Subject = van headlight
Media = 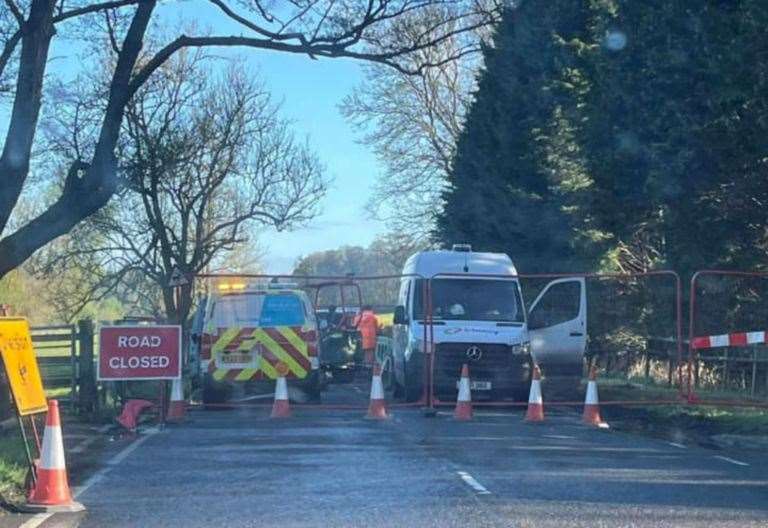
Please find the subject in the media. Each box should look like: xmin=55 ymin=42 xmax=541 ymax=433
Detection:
xmin=511 ymin=342 xmax=531 ymax=355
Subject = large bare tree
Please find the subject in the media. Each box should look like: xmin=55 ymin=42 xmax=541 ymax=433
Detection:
xmin=342 ymin=7 xmax=493 ymax=243
xmin=38 ymin=50 xmax=325 ymax=324
xmin=0 ymin=0 xmax=504 ymax=279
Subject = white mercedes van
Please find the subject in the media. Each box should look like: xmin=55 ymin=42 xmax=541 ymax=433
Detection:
xmin=391 ymin=245 xmax=587 ymax=401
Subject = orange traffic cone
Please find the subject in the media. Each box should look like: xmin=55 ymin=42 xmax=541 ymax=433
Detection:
xmin=167 ymin=378 xmax=186 ymax=422
xmin=524 ymin=365 xmax=545 ymax=422
xmin=365 ymin=364 xmax=389 ymax=420
xmin=583 ymin=366 xmax=608 ymax=428
xmin=271 ymin=375 xmax=292 ymax=419
xmin=23 ymin=400 xmax=85 ymax=513
xmin=454 ymin=364 xmax=473 ymax=421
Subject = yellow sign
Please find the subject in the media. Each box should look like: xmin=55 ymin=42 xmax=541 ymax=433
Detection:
xmin=0 ymin=318 xmax=47 ymax=416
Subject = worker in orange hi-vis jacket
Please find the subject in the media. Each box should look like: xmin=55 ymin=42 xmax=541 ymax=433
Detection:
xmin=354 ymin=305 xmax=381 ymax=369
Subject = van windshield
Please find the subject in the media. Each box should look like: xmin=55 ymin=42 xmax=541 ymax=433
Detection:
xmin=413 ymin=279 xmax=524 ymax=322
xmin=211 ymin=293 xmax=306 ymax=327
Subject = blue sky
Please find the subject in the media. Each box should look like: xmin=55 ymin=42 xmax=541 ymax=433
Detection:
xmin=161 ymin=2 xmax=387 ymax=273
xmin=2 ymin=2 xmax=387 ymax=274
xmin=243 ymin=53 xmax=385 ymax=273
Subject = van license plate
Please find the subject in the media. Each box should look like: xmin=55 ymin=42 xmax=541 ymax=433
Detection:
xmin=456 ymin=380 xmax=492 ymax=390
xmin=459 ymin=381 xmax=489 ymax=391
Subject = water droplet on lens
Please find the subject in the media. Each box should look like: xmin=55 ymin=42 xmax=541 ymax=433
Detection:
xmin=604 ymin=30 xmax=627 ymax=51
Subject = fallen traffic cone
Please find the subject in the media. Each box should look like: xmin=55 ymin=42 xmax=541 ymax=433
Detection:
xmin=116 ymin=399 xmax=154 ymax=430
xmin=23 ymin=400 xmax=85 ymax=513
xmin=271 ymin=375 xmax=292 ymax=419
xmin=524 ymin=365 xmax=545 ymax=423
xmin=167 ymin=378 xmax=187 ymax=422
xmin=454 ymin=364 xmax=473 ymax=421
xmin=365 ymin=363 xmax=389 ymax=420
xmin=583 ymin=366 xmax=608 ymax=428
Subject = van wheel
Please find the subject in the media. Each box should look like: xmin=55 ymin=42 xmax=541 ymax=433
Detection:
xmin=202 ymin=375 xmax=229 ymax=407
xmin=404 ymin=379 xmax=422 ymax=403
xmin=403 ymin=364 xmax=422 ymax=403
xmin=513 ymin=389 xmax=530 ymax=403
xmin=403 ymin=357 xmax=427 ymax=403
xmin=393 ymin=379 xmax=404 ymax=399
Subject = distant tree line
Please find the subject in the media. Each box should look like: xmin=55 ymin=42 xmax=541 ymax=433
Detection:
xmin=437 ymin=0 xmax=768 ymax=278
xmin=293 ymin=233 xmax=422 ymax=308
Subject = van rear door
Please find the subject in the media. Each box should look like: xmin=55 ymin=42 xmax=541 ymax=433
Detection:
xmin=527 ymin=278 xmax=587 ymax=372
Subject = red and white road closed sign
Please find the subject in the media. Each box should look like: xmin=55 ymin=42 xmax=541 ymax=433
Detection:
xmin=98 ymin=325 xmax=181 ymax=380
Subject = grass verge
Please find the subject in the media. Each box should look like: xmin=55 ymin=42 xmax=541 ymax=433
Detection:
xmin=598 ymin=380 xmax=768 ymax=445
xmin=0 ymin=432 xmax=28 ymax=505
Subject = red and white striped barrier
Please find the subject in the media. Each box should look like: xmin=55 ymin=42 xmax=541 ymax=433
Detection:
xmin=691 ymin=331 xmax=767 ymax=350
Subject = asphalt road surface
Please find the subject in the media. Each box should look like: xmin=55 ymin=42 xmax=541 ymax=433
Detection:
xmin=12 ymin=381 xmax=768 ymax=528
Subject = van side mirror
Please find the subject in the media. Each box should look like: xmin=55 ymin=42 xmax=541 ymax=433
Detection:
xmin=393 ymin=305 xmax=407 ymax=325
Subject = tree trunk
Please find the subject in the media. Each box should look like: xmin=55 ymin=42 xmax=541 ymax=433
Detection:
xmin=0 ymin=0 xmax=56 ymax=232
xmin=0 ymin=1 xmax=157 ymax=280
xmin=162 ymin=283 xmax=193 ymax=327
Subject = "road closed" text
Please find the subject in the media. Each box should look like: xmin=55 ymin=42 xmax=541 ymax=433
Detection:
xmin=108 ymin=356 xmax=170 ymax=369
xmin=117 ymin=335 xmax=162 ymax=348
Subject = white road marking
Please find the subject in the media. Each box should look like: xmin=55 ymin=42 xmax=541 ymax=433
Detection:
xmin=436 ymin=411 xmax=525 ymax=418
xmin=233 ymin=393 xmax=274 ymax=402
xmin=19 ymin=515 xmax=51 ymax=528
xmin=438 ymin=436 xmax=509 ymax=441
xmin=19 ymin=427 xmax=162 ymax=528
xmin=544 ymin=434 xmax=576 ymax=440
xmin=714 ymin=455 xmax=749 ymax=467
xmin=457 ymin=471 xmax=491 ymax=495
xmin=667 ymin=442 xmax=686 ymax=449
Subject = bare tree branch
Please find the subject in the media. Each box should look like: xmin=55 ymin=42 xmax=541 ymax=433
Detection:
xmin=341 ymin=7 xmax=490 ymax=243
xmin=0 ymin=0 xmax=500 ymax=281
xmin=0 ymin=0 xmax=156 ymax=277
xmin=53 ymin=0 xmax=140 ymax=23
xmin=39 ymin=52 xmax=326 ymax=323
xmin=4 ymin=1 xmax=24 ymax=26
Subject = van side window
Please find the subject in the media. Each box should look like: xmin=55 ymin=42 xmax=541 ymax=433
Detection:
xmin=528 ymin=281 xmax=580 ymax=329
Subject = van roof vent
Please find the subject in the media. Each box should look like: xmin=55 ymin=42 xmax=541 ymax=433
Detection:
xmin=451 ymin=244 xmax=472 ymax=253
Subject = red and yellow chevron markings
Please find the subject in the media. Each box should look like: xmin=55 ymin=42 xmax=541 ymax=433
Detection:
xmin=210 ymin=326 xmax=314 ymax=381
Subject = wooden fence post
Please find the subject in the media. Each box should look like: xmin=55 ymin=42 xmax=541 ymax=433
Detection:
xmin=0 ymin=305 xmax=11 ymax=421
xmin=77 ymin=319 xmax=97 ymax=415
xmin=69 ymin=324 xmax=78 ymax=412
xmin=0 ymin=361 xmax=10 ymax=423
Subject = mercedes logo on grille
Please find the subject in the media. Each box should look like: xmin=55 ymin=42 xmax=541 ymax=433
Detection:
xmin=466 ymin=346 xmax=483 ymax=361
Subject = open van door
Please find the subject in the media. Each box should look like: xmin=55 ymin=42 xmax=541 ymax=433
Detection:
xmin=527 ymin=278 xmax=587 ymax=375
